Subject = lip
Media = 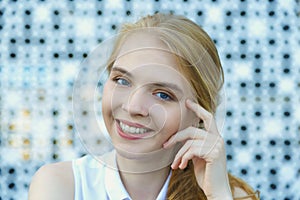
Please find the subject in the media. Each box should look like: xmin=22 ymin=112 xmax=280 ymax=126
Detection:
xmin=116 ymin=119 xmax=153 ymax=140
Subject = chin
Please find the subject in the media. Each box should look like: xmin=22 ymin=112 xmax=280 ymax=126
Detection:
xmin=112 ymin=137 xmax=162 ymax=155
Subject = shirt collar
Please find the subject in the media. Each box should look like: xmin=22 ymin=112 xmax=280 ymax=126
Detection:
xmin=156 ymin=170 xmax=172 ymax=200
xmin=103 ymin=151 xmax=130 ymax=200
xmin=105 ymin=164 xmax=131 ymax=200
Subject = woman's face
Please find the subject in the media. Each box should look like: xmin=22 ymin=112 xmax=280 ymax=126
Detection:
xmin=102 ymin=32 xmax=197 ymax=155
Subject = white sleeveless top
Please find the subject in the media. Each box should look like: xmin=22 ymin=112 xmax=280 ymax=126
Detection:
xmin=72 ymin=151 xmax=171 ymax=200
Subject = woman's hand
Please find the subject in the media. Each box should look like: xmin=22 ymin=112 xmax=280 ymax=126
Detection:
xmin=163 ymin=99 xmax=232 ymax=200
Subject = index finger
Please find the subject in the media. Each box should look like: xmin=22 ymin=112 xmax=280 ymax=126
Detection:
xmin=185 ymin=99 xmax=219 ymax=134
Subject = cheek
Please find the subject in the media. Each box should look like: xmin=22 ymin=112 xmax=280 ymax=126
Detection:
xmin=151 ymin=104 xmax=181 ymax=136
xmin=102 ymin=82 xmax=122 ymax=131
xmin=102 ymin=81 xmax=123 ymax=113
xmin=102 ymin=82 xmax=112 ymax=114
xmin=102 ymin=82 xmax=131 ymax=132
xmin=179 ymin=103 xmax=198 ymax=130
xmin=102 ymin=83 xmax=112 ymax=131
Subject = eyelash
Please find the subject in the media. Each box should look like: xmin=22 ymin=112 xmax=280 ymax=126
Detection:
xmin=153 ymin=90 xmax=176 ymax=102
xmin=112 ymin=76 xmax=131 ymax=86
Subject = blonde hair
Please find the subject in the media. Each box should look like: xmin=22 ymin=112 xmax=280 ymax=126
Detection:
xmin=107 ymin=13 xmax=258 ymax=200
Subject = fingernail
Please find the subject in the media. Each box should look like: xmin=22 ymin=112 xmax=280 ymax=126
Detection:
xmin=179 ymin=163 xmax=183 ymax=169
xmin=186 ymin=99 xmax=195 ymax=107
xmin=163 ymin=140 xmax=171 ymax=148
xmin=171 ymin=163 xmax=175 ymax=169
xmin=163 ymin=143 xmax=168 ymax=149
xmin=179 ymin=163 xmax=185 ymax=170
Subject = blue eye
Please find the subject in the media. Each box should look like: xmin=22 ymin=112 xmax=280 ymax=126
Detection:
xmin=155 ymin=92 xmax=172 ymax=101
xmin=115 ymin=78 xmax=130 ymax=86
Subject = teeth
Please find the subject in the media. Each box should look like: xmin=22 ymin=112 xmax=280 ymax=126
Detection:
xmin=119 ymin=121 xmax=149 ymax=134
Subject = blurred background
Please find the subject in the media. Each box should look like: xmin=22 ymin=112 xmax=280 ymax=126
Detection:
xmin=0 ymin=0 xmax=299 ymax=199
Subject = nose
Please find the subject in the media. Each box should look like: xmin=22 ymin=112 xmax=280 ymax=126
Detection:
xmin=122 ymin=89 xmax=149 ymax=116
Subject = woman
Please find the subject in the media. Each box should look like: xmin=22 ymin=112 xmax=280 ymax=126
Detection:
xmin=28 ymin=13 xmax=259 ymax=199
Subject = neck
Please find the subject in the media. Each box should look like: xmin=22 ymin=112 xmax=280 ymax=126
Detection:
xmin=119 ymin=165 xmax=170 ymax=200
xmin=115 ymin=146 xmax=180 ymax=200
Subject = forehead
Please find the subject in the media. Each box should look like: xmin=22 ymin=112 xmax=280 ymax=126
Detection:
xmin=113 ymin=32 xmax=181 ymax=80
xmin=115 ymin=31 xmax=179 ymax=69
xmin=114 ymin=49 xmax=179 ymax=73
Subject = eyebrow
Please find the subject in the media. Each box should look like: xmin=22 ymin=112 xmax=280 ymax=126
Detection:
xmin=151 ymin=82 xmax=183 ymax=94
xmin=111 ymin=66 xmax=183 ymax=94
xmin=111 ymin=67 xmax=132 ymax=77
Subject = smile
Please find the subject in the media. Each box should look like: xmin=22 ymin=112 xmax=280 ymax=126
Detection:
xmin=116 ymin=119 xmax=154 ymax=140
xmin=119 ymin=121 xmax=150 ymax=134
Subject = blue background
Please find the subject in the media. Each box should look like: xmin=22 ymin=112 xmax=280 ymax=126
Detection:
xmin=0 ymin=0 xmax=299 ymax=199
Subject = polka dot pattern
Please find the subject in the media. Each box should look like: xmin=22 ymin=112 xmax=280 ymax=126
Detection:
xmin=0 ymin=1 xmax=299 ymax=199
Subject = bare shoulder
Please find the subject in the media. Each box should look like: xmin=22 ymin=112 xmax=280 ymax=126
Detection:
xmin=28 ymin=161 xmax=74 ymax=200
